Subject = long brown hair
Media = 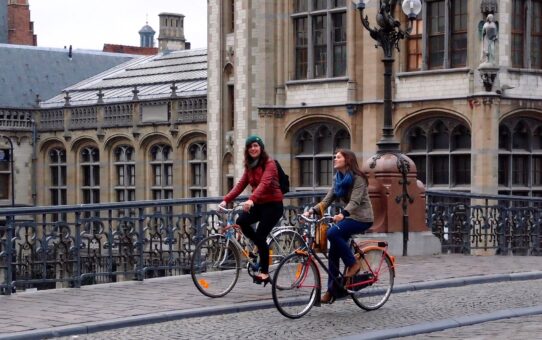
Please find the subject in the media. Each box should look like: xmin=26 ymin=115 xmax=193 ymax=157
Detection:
xmin=244 ymin=147 xmax=269 ymax=170
xmin=336 ymin=149 xmax=367 ymax=181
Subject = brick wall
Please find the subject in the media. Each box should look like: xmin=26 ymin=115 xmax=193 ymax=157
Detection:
xmin=7 ymin=0 xmax=36 ymax=46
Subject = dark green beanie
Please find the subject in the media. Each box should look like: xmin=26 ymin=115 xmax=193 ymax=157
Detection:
xmin=245 ymin=135 xmax=264 ymax=149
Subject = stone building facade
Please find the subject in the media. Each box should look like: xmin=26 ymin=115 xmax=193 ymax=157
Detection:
xmin=207 ymin=0 xmax=542 ymax=200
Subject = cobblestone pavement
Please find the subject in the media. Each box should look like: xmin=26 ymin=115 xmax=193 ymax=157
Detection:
xmin=1 ymin=254 xmax=540 ymax=338
xmin=50 ymin=280 xmax=542 ymax=340
xmin=397 ymin=315 xmax=542 ymax=339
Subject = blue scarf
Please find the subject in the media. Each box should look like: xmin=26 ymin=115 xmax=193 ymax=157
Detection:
xmin=334 ymin=171 xmax=353 ymax=198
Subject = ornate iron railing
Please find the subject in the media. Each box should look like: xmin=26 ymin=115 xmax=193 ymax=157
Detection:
xmin=2 ymin=190 xmax=541 ymax=294
xmin=426 ymin=190 xmax=541 ymax=256
xmin=0 ymin=193 xmax=324 ymax=295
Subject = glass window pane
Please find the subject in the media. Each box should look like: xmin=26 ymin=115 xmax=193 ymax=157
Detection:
xmin=0 ymin=174 xmax=8 ymax=199
xmin=313 ymin=0 xmax=326 ymax=10
xmin=313 ymin=15 xmax=327 ymax=78
xmin=295 ymin=17 xmax=308 ymax=80
xmin=431 ymin=156 xmax=449 ymax=185
xmin=533 ymin=156 xmax=542 ymax=186
xmin=300 ymin=159 xmax=313 ymax=186
xmin=453 ymin=155 xmax=471 ymax=185
xmin=317 ymin=158 xmax=333 ymax=186
xmin=409 ymin=156 xmax=426 ymax=184
xmin=512 ymin=155 xmax=529 ymax=185
xmin=295 ymin=0 xmax=308 ymax=12
xmin=332 ymin=12 xmax=346 ymax=76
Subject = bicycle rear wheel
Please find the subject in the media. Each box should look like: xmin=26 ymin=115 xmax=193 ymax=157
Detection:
xmin=271 ymin=253 xmax=320 ymax=319
xmin=190 ymin=235 xmax=241 ymax=298
xmin=268 ymin=229 xmax=306 ymax=273
xmin=351 ymin=249 xmax=394 ymax=310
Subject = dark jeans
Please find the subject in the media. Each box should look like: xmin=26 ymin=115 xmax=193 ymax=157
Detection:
xmin=236 ymin=201 xmax=284 ymax=274
xmin=326 ymin=218 xmax=372 ymax=294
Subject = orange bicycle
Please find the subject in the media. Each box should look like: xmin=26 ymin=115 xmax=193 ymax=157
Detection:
xmin=271 ymin=214 xmax=395 ymax=319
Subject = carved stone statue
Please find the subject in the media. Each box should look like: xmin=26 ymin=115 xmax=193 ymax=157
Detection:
xmin=481 ymin=14 xmax=498 ymax=65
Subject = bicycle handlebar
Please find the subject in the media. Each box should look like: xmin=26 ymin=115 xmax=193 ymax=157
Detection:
xmin=217 ymin=204 xmax=244 ymax=214
xmin=298 ymin=214 xmax=334 ymax=224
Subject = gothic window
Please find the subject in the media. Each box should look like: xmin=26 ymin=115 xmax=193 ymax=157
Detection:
xmin=81 ymin=146 xmax=100 ymax=205
xmin=403 ymin=118 xmax=471 ymax=188
xmin=293 ymin=0 xmax=347 ymax=79
xmin=189 ymin=142 xmax=207 ymax=198
xmin=498 ymin=118 xmax=542 ymax=197
xmin=114 ymin=145 xmax=135 ymax=202
xmin=410 ymin=0 xmax=468 ymax=70
xmin=0 ymin=148 xmax=10 ymax=200
xmin=150 ymin=144 xmax=173 ymax=200
xmin=295 ymin=123 xmax=350 ymax=188
xmin=512 ymin=0 xmax=542 ymax=69
xmin=49 ymin=147 xmax=67 ymax=221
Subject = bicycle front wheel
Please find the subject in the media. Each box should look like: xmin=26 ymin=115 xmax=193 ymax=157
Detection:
xmin=190 ymin=235 xmax=241 ymax=298
xmin=268 ymin=229 xmax=306 ymax=273
xmin=271 ymin=252 xmax=320 ymax=319
xmin=351 ymin=249 xmax=394 ymax=310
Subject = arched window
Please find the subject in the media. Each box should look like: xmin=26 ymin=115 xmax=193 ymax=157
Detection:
xmin=49 ymin=147 xmax=67 ymax=221
xmin=189 ymin=142 xmax=207 ymax=198
xmin=499 ymin=117 xmax=542 ymax=197
xmin=403 ymin=118 xmax=471 ymax=189
xmin=295 ymin=123 xmax=350 ymax=188
xmin=114 ymin=145 xmax=135 ymax=202
xmin=80 ymin=146 xmax=100 ymax=204
xmin=150 ymin=144 xmax=173 ymax=200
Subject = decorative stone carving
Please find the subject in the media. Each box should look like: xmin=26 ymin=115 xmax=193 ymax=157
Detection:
xmin=481 ymin=0 xmax=498 ymax=16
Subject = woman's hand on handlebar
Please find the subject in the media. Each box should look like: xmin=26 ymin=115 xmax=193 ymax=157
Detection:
xmin=241 ymin=199 xmax=254 ymax=212
xmin=332 ymin=213 xmax=344 ymax=223
xmin=302 ymin=209 xmax=313 ymax=218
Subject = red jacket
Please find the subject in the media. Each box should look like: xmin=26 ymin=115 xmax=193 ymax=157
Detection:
xmin=224 ymin=158 xmax=283 ymax=204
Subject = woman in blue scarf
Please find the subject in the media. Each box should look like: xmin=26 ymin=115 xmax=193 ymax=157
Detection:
xmin=304 ymin=149 xmax=374 ymax=303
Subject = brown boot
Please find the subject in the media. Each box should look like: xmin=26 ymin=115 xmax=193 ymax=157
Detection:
xmin=321 ymin=291 xmax=334 ymax=304
xmin=345 ymin=261 xmax=361 ymax=277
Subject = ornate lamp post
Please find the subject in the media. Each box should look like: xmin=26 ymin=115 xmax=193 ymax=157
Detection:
xmin=355 ymin=0 xmax=421 ymax=152
xmin=355 ymin=0 xmax=429 ymax=256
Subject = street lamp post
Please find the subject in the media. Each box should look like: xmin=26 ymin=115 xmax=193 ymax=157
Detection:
xmin=1 ymin=136 xmax=15 ymax=207
xmin=355 ymin=0 xmax=423 ymax=256
xmin=355 ymin=0 xmax=421 ymax=151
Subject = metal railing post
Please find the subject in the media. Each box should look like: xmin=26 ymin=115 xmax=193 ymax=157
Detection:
xmin=136 ymin=207 xmax=145 ymax=281
xmin=5 ymin=215 xmax=14 ymax=295
xmin=74 ymin=211 xmax=82 ymax=288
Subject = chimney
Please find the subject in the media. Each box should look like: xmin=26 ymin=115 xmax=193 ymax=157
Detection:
xmin=158 ymin=12 xmax=186 ymax=52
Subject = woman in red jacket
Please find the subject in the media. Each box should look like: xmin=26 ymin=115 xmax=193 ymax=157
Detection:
xmin=219 ymin=135 xmax=284 ymax=285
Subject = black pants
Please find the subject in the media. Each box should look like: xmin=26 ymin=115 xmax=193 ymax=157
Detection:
xmin=236 ymin=201 xmax=284 ymax=274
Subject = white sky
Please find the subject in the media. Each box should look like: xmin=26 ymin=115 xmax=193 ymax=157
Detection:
xmin=29 ymin=0 xmax=207 ymax=51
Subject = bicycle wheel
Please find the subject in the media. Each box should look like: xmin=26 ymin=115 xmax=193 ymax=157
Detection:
xmin=351 ymin=248 xmax=394 ymax=310
xmin=190 ymin=235 xmax=241 ymax=298
xmin=268 ymin=229 xmax=306 ymax=272
xmin=272 ymin=252 xmax=320 ymax=319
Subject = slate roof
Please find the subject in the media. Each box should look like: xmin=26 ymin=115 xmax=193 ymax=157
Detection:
xmin=40 ymin=48 xmax=207 ymax=108
xmin=0 ymin=44 xmax=136 ymax=108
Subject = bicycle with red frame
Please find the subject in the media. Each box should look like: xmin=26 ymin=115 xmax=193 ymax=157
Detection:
xmin=271 ymin=213 xmax=395 ymax=319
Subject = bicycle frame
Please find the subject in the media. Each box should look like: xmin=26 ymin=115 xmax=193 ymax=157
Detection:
xmin=215 ymin=205 xmax=305 ymax=268
xmin=297 ymin=215 xmax=391 ymax=296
